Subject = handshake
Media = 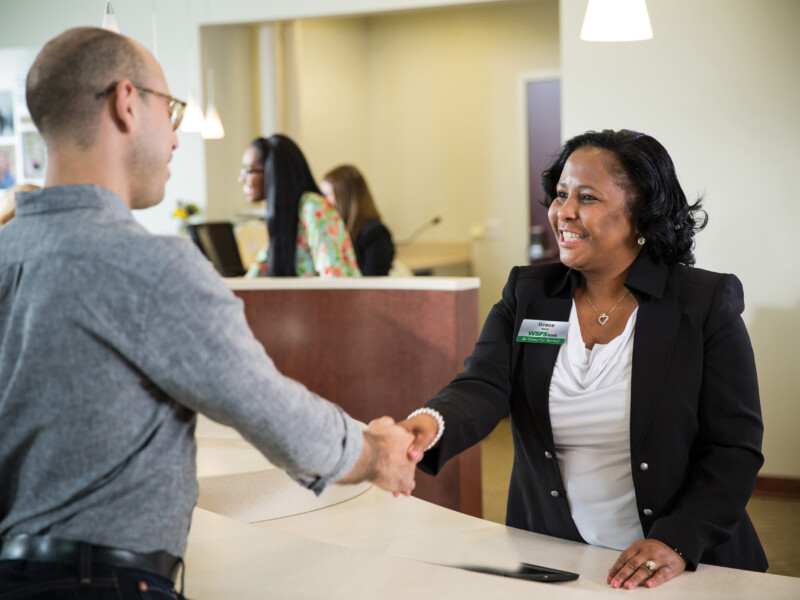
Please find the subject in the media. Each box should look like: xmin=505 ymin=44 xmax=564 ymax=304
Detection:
xmin=339 ymin=412 xmax=441 ymax=495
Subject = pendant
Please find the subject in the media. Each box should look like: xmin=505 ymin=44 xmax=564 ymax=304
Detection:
xmin=597 ymin=314 xmax=609 ymax=326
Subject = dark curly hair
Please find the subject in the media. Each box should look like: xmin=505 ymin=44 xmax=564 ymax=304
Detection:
xmin=541 ymin=129 xmax=707 ymax=266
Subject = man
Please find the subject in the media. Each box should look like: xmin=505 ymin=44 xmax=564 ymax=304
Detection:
xmin=0 ymin=27 xmax=419 ymax=599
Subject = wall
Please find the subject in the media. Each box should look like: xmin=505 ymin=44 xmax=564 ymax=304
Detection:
xmin=560 ymin=0 xmax=800 ymax=478
xmin=288 ymin=2 xmax=560 ymax=318
xmin=200 ymin=24 xmax=262 ymax=221
xmin=289 ymin=18 xmax=372 ymax=180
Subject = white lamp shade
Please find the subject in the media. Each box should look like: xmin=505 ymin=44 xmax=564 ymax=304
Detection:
xmin=580 ymin=0 xmax=653 ymax=42
xmin=201 ymin=104 xmax=225 ymax=139
xmin=101 ymin=1 xmax=120 ymax=34
xmin=180 ymin=94 xmax=205 ymax=133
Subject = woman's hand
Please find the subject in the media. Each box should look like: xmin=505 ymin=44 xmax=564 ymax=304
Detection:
xmin=608 ymin=539 xmax=686 ymax=589
xmin=396 ymin=414 xmax=440 ymax=462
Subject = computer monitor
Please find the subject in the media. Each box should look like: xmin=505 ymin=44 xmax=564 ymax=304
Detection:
xmin=187 ymin=222 xmax=246 ymax=278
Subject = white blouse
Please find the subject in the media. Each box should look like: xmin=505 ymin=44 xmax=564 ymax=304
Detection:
xmin=548 ymin=301 xmax=644 ymax=550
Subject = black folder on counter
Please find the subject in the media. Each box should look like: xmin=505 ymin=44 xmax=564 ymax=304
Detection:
xmin=450 ymin=562 xmax=579 ymax=582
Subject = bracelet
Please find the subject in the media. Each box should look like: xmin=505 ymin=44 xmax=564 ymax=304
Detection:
xmin=407 ymin=408 xmax=445 ymax=451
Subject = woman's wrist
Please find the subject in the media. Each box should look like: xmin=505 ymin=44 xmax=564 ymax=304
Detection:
xmin=407 ymin=407 xmax=445 ymax=451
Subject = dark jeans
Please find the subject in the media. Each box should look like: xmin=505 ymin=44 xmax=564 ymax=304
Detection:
xmin=0 ymin=560 xmax=186 ymax=600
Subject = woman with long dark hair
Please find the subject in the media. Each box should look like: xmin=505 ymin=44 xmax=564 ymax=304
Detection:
xmin=239 ymin=135 xmax=361 ymax=277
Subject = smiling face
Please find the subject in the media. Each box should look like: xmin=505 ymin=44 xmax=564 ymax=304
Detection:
xmin=239 ymin=145 xmax=265 ymax=203
xmin=547 ymin=146 xmax=641 ymax=278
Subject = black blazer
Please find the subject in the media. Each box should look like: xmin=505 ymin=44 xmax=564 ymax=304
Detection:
xmin=421 ymin=251 xmax=767 ymax=572
xmin=355 ymin=219 xmax=394 ymax=276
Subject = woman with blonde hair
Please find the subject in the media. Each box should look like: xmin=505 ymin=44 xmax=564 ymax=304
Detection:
xmin=321 ymin=165 xmax=395 ymax=276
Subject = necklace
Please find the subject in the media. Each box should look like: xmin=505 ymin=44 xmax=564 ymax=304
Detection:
xmin=585 ymin=290 xmax=630 ymax=326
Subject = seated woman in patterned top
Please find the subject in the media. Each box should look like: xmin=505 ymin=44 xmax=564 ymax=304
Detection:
xmin=238 ymin=134 xmax=361 ymax=278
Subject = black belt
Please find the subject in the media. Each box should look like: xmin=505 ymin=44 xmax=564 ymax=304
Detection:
xmin=0 ymin=535 xmax=181 ymax=583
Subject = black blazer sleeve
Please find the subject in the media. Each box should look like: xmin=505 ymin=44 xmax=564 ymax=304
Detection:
xmin=355 ymin=220 xmax=395 ymax=276
xmin=645 ymin=273 xmax=765 ymax=570
xmin=419 ymin=267 xmax=522 ymax=473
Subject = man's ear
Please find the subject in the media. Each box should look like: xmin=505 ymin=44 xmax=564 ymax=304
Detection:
xmin=112 ymin=80 xmax=138 ymax=133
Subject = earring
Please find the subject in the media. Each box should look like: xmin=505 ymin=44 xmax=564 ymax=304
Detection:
xmin=637 ymin=236 xmax=646 ymax=246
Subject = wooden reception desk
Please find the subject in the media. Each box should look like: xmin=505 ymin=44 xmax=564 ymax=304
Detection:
xmin=226 ymin=276 xmax=482 ymax=517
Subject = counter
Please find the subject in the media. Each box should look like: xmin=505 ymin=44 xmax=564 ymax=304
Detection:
xmin=225 ymin=276 xmax=482 ymax=517
xmin=187 ymin=415 xmax=800 ymax=599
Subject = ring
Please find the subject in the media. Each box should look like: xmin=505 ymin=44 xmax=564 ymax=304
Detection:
xmin=644 ymin=560 xmax=657 ymax=573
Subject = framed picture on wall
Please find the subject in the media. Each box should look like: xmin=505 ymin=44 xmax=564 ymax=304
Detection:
xmin=0 ymin=145 xmax=16 ymax=189
xmin=0 ymin=91 xmax=14 ymax=136
xmin=22 ymin=130 xmax=45 ymax=180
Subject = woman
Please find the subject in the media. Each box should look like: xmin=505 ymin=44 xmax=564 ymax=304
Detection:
xmin=239 ymin=135 xmax=361 ymax=278
xmin=400 ymin=130 xmax=766 ymax=589
xmin=320 ymin=165 xmax=395 ymax=276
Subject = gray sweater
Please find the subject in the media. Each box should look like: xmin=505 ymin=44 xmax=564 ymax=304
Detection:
xmin=0 ymin=185 xmax=363 ymax=557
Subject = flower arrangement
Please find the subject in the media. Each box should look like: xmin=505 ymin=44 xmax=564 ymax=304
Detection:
xmin=173 ymin=201 xmax=200 ymax=224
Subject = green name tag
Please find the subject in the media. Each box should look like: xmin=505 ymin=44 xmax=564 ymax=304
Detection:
xmin=516 ymin=319 xmax=568 ymax=345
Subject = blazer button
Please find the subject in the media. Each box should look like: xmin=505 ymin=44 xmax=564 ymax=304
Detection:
xmin=545 ymin=451 xmax=553 ymax=459
xmin=551 ymin=490 xmax=560 ymax=497
xmin=643 ymin=508 xmax=653 ymax=516
xmin=639 ymin=463 xmax=649 ymax=471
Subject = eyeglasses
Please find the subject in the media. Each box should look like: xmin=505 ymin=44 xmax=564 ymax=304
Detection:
xmin=96 ymin=83 xmax=187 ymax=130
xmin=240 ymin=167 xmax=264 ymax=177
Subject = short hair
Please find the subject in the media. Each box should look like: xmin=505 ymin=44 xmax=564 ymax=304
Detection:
xmin=250 ymin=135 xmax=320 ymax=277
xmin=541 ymin=129 xmax=707 ymax=266
xmin=322 ymin=165 xmax=381 ymax=241
xmin=26 ymin=27 xmax=146 ymax=148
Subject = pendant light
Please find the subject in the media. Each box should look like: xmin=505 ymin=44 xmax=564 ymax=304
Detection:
xmin=580 ymin=0 xmax=653 ymax=42
xmin=201 ymin=70 xmax=225 ymax=139
xmin=181 ymin=94 xmax=205 ymax=133
xmin=101 ymin=1 xmax=120 ymax=33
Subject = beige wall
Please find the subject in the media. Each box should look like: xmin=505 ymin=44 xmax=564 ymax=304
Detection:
xmin=289 ymin=18 xmax=372 ymax=175
xmin=560 ymin=0 xmax=800 ymax=478
xmin=287 ymin=1 xmax=559 ymax=318
xmin=200 ymin=24 xmax=262 ymax=221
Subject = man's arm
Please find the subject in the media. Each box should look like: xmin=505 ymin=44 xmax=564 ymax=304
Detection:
xmin=137 ymin=244 xmax=413 ymax=494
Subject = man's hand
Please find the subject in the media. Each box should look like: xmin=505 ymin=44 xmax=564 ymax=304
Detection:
xmin=339 ymin=416 xmax=419 ymax=494
xmin=396 ymin=413 xmax=440 ymax=461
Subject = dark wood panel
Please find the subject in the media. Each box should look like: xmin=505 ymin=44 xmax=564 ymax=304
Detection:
xmin=754 ymin=476 xmax=800 ymax=498
xmin=234 ymin=286 xmax=482 ymax=517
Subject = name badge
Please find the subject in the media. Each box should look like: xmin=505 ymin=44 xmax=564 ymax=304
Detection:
xmin=516 ymin=319 xmax=568 ymax=345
